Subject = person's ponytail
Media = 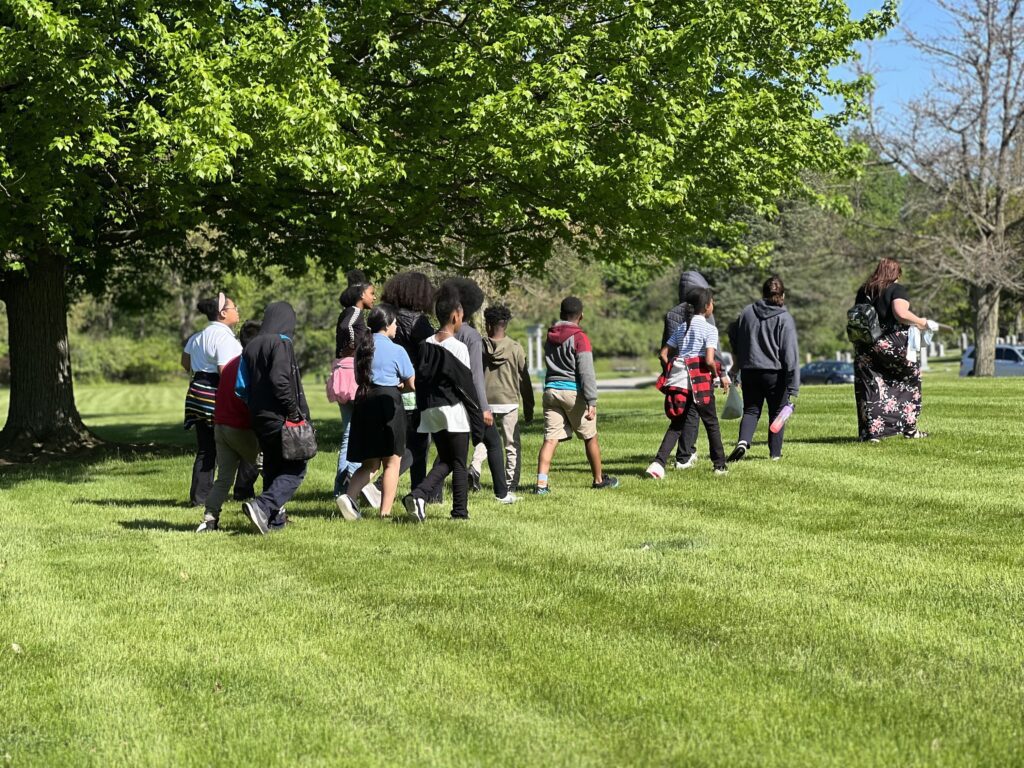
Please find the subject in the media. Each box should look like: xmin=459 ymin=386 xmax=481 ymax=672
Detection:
xmin=354 ymin=303 xmax=398 ymax=396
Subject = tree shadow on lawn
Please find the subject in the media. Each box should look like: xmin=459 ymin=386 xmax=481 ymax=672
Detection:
xmin=786 ymin=436 xmax=862 ymax=445
xmin=82 ymin=498 xmax=192 ymax=509
xmin=117 ymin=519 xmax=199 ymax=533
xmin=0 ymin=440 xmax=187 ymax=490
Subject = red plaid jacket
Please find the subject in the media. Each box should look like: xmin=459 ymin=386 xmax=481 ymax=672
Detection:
xmin=656 ymin=354 xmax=723 ymax=413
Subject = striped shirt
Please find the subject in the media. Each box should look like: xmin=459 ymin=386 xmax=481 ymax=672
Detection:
xmin=667 ymin=314 xmax=719 ymax=359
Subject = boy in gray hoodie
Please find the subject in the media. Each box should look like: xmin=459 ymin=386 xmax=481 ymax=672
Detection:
xmin=534 ymin=297 xmax=618 ymax=493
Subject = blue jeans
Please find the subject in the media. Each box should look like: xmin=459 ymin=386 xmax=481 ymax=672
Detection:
xmin=334 ymin=402 xmax=361 ymax=496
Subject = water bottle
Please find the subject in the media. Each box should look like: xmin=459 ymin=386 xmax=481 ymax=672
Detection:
xmin=769 ymin=403 xmax=794 ymax=434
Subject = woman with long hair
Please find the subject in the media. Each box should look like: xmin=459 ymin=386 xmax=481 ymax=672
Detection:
xmin=853 ymin=258 xmax=932 ymax=441
xmin=333 ymin=269 xmax=379 ymax=505
xmin=337 ymin=304 xmax=415 ymax=520
xmin=181 ymin=292 xmax=242 ymax=507
xmin=726 ymin=275 xmax=800 ymax=462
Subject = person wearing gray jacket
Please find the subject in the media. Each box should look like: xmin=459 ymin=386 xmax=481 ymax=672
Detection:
xmin=726 ymin=276 xmax=800 ymax=462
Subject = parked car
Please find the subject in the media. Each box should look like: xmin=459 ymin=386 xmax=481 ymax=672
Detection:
xmin=959 ymin=345 xmax=1024 ymax=376
xmin=800 ymin=360 xmax=855 ymax=385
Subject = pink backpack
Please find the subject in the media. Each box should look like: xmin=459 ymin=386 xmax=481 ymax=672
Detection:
xmin=326 ymin=357 xmax=357 ymax=404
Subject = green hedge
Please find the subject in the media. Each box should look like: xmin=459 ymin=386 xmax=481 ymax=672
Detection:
xmin=71 ymin=335 xmax=184 ymax=383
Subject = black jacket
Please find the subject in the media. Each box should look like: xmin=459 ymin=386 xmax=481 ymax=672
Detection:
xmin=415 ymin=341 xmax=484 ymax=444
xmin=394 ymin=308 xmax=435 ymax=367
xmin=242 ymin=302 xmax=310 ymax=435
xmin=661 ymin=270 xmax=713 ymax=346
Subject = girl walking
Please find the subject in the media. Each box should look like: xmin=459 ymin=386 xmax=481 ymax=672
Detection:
xmin=647 ymin=288 xmax=730 ymax=477
xmin=336 ymin=304 xmax=415 ymax=520
xmin=726 ymin=276 xmax=800 ymax=462
xmin=181 ymin=293 xmax=242 ymax=507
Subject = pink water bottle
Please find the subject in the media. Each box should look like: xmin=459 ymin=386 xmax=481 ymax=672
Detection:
xmin=770 ymin=404 xmax=794 ymax=434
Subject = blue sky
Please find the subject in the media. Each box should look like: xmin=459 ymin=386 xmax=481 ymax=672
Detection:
xmin=845 ymin=0 xmax=949 ymax=116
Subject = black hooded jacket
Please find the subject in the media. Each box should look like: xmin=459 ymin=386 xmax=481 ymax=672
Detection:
xmin=242 ymin=302 xmax=310 ymax=435
xmin=662 ymin=270 xmax=712 ymax=346
xmin=415 ymin=341 xmax=484 ymax=444
xmin=394 ymin=308 xmax=435 ymax=367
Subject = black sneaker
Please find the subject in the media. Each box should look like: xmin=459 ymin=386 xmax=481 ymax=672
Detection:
xmin=726 ymin=442 xmax=748 ymax=463
xmin=195 ymin=515 xmax=219 ymax=533
xmin=592 ymin=475 xmax=620 ymax=490
xmin=468 ymin=469 xmax=482 ymax=493
xmin=243 ymin=500 xmax=270 ymax=535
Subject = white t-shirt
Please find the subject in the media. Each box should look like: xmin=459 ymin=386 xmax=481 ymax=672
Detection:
xmin=184 ymin=322 xmax=242 ymax=373
xmin=418 ymin=335 xmax=471 ymax=434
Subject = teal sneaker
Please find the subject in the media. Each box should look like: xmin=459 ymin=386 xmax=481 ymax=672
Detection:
xmin=592 ymin=475 xmax=620 ymax=490
xmin=533 ymin=485 xmax=551 ymax=496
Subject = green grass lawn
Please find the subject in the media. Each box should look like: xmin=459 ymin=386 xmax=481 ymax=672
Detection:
xmin=1 ymin=375 xmax=1022 ymax=766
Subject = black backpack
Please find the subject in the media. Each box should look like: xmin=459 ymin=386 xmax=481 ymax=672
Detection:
xmin=846 ymin=303 xmax=882 ymax=345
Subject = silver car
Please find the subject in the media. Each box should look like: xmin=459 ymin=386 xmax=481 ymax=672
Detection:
xmin=959 ymin=345 xmax=1024 ymax=376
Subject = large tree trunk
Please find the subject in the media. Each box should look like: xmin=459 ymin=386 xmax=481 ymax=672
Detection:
xmin=0 ymin=251 xmax=98 ymax=458
xmin=971 ymin=285 xmax=1001 ymax=377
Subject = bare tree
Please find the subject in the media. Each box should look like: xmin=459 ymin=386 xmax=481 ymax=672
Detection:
xmin=870 ymin=0 xmax=1024 ymax=376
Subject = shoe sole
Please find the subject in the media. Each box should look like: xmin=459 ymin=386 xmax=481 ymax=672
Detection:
xmin=726 ymin=445 xmax=747 ymax=463
xmin=243 ymin=502 xmax=269 ymax=535
xmin=336 ymin=495 xmax=362 ymax=522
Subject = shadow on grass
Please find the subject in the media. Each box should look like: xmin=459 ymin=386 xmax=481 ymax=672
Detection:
xmin=787 ymin=436 xmax=862 ymax=445
xmin=82 ymin=498 xmax=191 ymax=509
xmin=118 ymin=519 xmax=198 ymax=533
xmin=0 ymin=440 xmax=188 ymax=490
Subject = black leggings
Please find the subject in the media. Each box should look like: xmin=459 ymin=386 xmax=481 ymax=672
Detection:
xmin=413 ymin=431 xmax=470 ymax=518
xmin=656 ymin=394 xmax=725 ymax=469
xmin=737 ymin=369 xmax=790 ymax=458
xmin=190 ymin=421 xmax=217 ymax=506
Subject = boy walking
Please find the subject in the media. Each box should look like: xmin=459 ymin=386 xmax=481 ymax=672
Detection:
xmin=470 ymin=305 xmax=535 ymax=492
xmin=534 ymin=297 xmax=618 ymax=493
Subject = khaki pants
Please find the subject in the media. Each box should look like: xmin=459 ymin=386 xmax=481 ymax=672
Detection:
xmin=470 ymin=408 xmax=521 ymax=490
xmin=205 ymin=424 xmax=261 ymax=516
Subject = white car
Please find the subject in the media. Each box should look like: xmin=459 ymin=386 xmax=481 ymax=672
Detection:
xmin=959 ymin=344 xmax=1024 ymax=376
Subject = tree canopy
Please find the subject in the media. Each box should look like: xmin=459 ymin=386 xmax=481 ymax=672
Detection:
xmin=0 ymin=0 xmax=895 ymax=454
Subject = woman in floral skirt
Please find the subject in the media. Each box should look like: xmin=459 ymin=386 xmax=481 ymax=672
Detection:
xmin=852 ymin=258 xmax=933 ymax=441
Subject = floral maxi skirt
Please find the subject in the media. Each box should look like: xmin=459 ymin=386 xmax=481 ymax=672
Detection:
xmin=854 ymin=330 xmax=922 ymax=440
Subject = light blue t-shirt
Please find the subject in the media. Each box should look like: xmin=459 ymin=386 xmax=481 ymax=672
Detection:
xmin=370 ymin=334 xmax=414 ymax=386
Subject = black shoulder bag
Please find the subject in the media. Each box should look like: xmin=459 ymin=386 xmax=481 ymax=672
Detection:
xmin=281 ymin=348 xmax=318 ymax=461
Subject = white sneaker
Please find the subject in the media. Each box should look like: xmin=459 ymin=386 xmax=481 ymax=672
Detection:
xmin=645 ymin=462 xmax=665 ymax=479
xmin=496 ymin=492 xmax=518 ymax=504
xmin=335 ymin=494 xmax=362 ymax=521
xmin=361 ymin=483 xmax=382 ymax=509
xmin=674 ymin=455 xmax=697 ymax=470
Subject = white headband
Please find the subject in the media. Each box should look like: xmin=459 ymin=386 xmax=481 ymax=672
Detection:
xmin=218 ymin=292 xmax=226 ymax=313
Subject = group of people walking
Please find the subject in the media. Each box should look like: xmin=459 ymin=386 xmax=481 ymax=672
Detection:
xmin=180 ymin=257 xmax=932 ymax=532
